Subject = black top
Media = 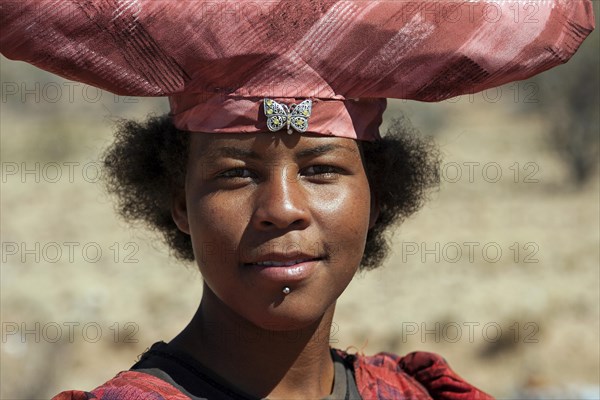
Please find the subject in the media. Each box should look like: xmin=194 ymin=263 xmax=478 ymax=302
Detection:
xmin=130 ymin=341 xmax=362 ymax=400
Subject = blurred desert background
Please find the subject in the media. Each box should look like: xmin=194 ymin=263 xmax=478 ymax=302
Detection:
xmin=1 ymin=9 xmax=599 ymax=400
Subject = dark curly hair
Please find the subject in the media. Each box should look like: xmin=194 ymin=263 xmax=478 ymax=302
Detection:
xmin=101 ymin=114 xmax=440 ymax=271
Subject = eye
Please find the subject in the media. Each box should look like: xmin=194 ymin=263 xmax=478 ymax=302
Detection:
xmin=302 ymin=165 xmax=343 ymax=180
xmin=218 ymin=168 xmax=256 ymax=179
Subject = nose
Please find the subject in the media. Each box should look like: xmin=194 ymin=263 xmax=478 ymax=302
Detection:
xmin=251 ymin=167 xmax=310 ymax=231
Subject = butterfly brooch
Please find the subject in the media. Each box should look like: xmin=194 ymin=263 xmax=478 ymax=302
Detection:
xmin=263 ymin=98 xmax=312 ymax=134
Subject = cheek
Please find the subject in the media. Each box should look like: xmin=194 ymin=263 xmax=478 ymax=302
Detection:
xmin=185 ymin=193 xmax=250 ymax=262
xmin=189 ymin=189 xmax=251 ymax=228
xmin=313 ymin=180 xmax=372 ymax=234
xmin=310 ymin=180 xmax=372 ymax=267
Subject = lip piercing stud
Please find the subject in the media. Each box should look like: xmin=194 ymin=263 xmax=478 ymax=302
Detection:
xmin=282 ymin=286 xmax=291 ymax=295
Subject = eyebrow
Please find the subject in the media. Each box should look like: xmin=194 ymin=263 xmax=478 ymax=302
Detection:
xmin=202 ymin=143 xmax=356 ymax=161
xmin=202 ymin=147 xmax=261 ymax=161
xmin=296 ymin=144 xmax=357 ymax=158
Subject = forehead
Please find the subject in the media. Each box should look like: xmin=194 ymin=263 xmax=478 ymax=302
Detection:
xmin=188 ymin=132 xmax=361 ymax=160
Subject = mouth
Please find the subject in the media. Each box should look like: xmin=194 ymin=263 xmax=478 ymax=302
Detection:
xmin=242 ymin=256 xmax=324 ymax=282
xmin=247 ymin=258 xmax=320 ymax=267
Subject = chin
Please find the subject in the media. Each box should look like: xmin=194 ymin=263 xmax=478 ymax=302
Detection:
xmin=244 ymin=299 xmax=334 ymax=333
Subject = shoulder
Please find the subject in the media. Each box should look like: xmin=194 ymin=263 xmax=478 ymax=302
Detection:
xmin=336 ymin=349 xmax=495 ymax=400
xmin=51 ymin=370 xmax=191 ymax=400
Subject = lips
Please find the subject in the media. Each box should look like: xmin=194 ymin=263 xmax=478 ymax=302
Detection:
xmin=243 ymin=254 xmax=324 ymax=282
xmin=251 ymin=258 xmax=317 ymax=267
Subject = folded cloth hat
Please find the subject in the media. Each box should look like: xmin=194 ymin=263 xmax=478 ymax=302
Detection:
xmin=0 ymin=0 xmax=594 ymax=140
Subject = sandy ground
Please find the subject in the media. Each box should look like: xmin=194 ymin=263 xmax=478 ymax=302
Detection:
xmin=1 ymin=52 xmax=599 ymax=399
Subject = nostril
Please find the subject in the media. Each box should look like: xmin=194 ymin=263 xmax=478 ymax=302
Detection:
xmin=257 ymin=218 xmax=305 ymax=230
xmin=251 ymin=193 xmax=311 ymax=230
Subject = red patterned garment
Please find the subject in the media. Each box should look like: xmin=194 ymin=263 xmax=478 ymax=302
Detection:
xmin=52 ymin=350 xmax=493 ymax=400
xmin=0 ymin=0 xmax=594 ymax=140
xmin=349 ymin=351 xmax=493 ymax=399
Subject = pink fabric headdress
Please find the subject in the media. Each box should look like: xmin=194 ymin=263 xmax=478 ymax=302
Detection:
xmin=0 ymin=0 xmax=595 ymax=141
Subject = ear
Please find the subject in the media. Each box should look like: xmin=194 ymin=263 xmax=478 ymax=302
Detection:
xmin=368 ymin=192 xmax=380 ymax=230
xmin=171 ymin=188 xmax=190 ymax=235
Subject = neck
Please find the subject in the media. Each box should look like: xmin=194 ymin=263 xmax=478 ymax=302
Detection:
xmin=170 ymin=285 xmax=336 ymax=399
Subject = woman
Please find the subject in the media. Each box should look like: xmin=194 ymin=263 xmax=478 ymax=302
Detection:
xmin=1 ymin=1 xmax=594 ymax=398
xmin=88 ymin=114 xmax=449 ymax=399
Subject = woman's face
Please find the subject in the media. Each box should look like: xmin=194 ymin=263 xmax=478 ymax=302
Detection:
xmin=173 ymin=132 xmax=377 ymax=330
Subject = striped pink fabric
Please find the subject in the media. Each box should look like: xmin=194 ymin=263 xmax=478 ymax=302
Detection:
xmin=0 ymin=0 xmax=594 ymax=140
